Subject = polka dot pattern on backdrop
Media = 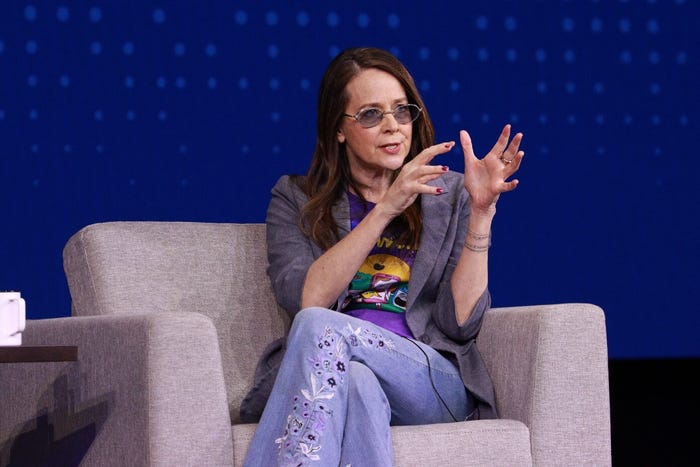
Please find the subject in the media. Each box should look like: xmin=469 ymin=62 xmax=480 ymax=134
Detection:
xmin=0 ymin=1 xmax=694 ymax=187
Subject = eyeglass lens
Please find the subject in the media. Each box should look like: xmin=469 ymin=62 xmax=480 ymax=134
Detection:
xmin=356 ymin=104 xmax=420 ymax=128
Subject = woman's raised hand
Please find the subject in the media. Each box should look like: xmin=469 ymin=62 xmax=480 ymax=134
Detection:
xmin=379 ymin=141 xmax=455 ymax=216
xmin=460 ymin=124 xmax=524 ymax=215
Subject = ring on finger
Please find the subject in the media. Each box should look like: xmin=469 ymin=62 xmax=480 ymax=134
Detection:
xmin=499 ymin=156 xmax=513 ymax=165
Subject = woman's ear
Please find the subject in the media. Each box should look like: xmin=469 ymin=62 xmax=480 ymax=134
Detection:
xmin=336 ymin=129 xmax=346 ymax=144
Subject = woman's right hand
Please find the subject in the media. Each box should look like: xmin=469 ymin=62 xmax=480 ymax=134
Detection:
xmin=378 ymin=141 xmax=455 ymax=216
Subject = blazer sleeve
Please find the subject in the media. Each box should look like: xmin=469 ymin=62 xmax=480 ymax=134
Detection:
xmin=431 ymin=184 xmax=492 ymax=343
xmin=265 ymin=175 xmax=317 ymax=317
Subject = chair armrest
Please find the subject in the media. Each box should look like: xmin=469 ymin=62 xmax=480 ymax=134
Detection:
xmin=0 ymin=312 xmax=234 ymax=467
xmin=477 ymin=303 xmax=611 ymax=467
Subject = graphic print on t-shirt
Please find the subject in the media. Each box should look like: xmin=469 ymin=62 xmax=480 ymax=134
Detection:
xmin=344 ymin=252 xmax=410 ymax=313
xmin=343 ymin=191 xmax=417 ymax=317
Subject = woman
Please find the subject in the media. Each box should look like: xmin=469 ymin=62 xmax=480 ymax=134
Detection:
xmin=241 ymin=47 xmax=524 ymax=466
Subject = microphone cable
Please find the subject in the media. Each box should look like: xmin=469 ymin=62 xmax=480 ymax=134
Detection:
xmin=405 ymin=337 xmax=459 ymax=423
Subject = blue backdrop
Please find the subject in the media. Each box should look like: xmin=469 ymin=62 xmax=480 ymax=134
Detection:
xmin=1 ymin=0 xmax=697 ymax=358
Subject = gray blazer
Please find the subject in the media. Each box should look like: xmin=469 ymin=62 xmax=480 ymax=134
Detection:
xmin=240 ymin=172 xmax=497 ymax=422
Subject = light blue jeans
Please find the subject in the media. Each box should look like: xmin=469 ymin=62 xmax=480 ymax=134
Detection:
xmin=243 ymin=307 xmax=474 ymax=467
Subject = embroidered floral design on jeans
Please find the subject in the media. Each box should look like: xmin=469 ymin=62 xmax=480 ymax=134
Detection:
xmin=275 ymin=324 xmax=395 ymax=465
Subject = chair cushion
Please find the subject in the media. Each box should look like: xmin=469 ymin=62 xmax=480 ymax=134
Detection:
xmin=231 ymin=419 xmax=531 ymax=467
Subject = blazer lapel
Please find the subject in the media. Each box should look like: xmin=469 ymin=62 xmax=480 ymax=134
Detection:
xmin=408 ymin=185 xmax=453 ymax=308
xmin=332 ymin=192 xmax=352 ymax=238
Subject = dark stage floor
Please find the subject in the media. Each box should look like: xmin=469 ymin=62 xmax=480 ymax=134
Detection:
xmin=609 ymin=358 xmax=698 ymax=466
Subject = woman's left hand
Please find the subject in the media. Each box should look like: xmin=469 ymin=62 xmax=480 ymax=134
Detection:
xmin=460 ymin=124 xmax=524 ymax=215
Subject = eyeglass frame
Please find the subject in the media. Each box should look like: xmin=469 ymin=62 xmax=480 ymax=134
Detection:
xmin=342 ymin=103 xmax=422 ymax=129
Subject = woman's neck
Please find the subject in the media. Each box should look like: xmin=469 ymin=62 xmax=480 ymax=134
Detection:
xmin=350 ymin=172 xmax=392 ymax=203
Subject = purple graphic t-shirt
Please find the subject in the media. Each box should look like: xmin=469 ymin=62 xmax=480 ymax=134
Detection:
xmin=341 ymin=191 xmax=417 ymax=338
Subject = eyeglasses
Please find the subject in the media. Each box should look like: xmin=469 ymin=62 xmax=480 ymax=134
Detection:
xmin=343 ymin=103 xmax=422 ymax=129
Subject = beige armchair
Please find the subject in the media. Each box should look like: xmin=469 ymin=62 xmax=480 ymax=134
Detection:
xmin=0 ymin=222 xmax=611 ymax=466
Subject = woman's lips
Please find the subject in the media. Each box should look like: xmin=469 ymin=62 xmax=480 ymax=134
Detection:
xmin=380 ymin=143 xmax=401 ymax=154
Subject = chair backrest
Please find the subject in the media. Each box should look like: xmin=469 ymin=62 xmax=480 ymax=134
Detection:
xmin=63 ymin=221 xmax=290 ymax=422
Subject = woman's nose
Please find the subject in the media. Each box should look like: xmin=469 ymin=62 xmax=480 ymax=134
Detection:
xmin=380 ymin=112 xmax=400 ymax=131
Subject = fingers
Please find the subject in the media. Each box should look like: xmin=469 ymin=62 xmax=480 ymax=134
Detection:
xmin=463 ymin=124 xmax=524 ymax=199
xmin=413 ymin=141 xmax=455 ymax=165
xmin=504 ymin=150 xmax=525 ymax=173
xmin=502 ymin=178 xmax=520 ymax=192
xmin=489 ymin=124 xmax=524 ymax=159
xmin=463 ymin=124 xmax=523 ymax=163
xmin=502 ymin=129 xmax=524 ymax=177
xmin=502 ymin=132 xmax=523 ymax=161
xmin=491 ymin=125 xmax=524 ymax=177
xmin=399 ymin=158 xmax=449 ymax=196
xmin=459 ymin=130 xmax=476 ymax=160
xmin=416 ymin=164 xmax=448 ymax=185
xmin=402 ymin=141 xmax=454 ymax=195
xmin=489 ymin=124 xmax=512 ymax=155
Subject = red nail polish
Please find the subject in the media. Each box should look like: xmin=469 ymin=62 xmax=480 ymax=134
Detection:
xmin=436 ymin=188 xmax=443 ymax=194
xmin=442 ymin=165 xmax=449 ymax=172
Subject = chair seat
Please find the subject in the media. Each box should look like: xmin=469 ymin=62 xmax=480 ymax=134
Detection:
xmin=232 ymin=419 xmax=532 ymax=467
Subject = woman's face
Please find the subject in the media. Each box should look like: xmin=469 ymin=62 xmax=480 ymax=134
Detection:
xmin=337 ymin=68 xmax=413 ymax=179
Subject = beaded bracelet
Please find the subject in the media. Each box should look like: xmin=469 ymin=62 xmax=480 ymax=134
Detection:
xmin=463 ymin=240 xmax=490 ymax=252
xmin=466 ymin=229 xmax=490 ymax=241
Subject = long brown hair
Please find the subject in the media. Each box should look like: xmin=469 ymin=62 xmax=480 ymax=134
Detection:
xmin=298 ymin=47 xmax=436 ymax=250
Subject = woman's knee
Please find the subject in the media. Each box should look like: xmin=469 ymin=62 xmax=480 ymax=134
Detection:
xmin=288 ymin=306 xmax=337 ymax=340
xmin=347 ymin=362 xmax=388 ymax=406
xmin=345 ymin=362 xmax=391 ymax=427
